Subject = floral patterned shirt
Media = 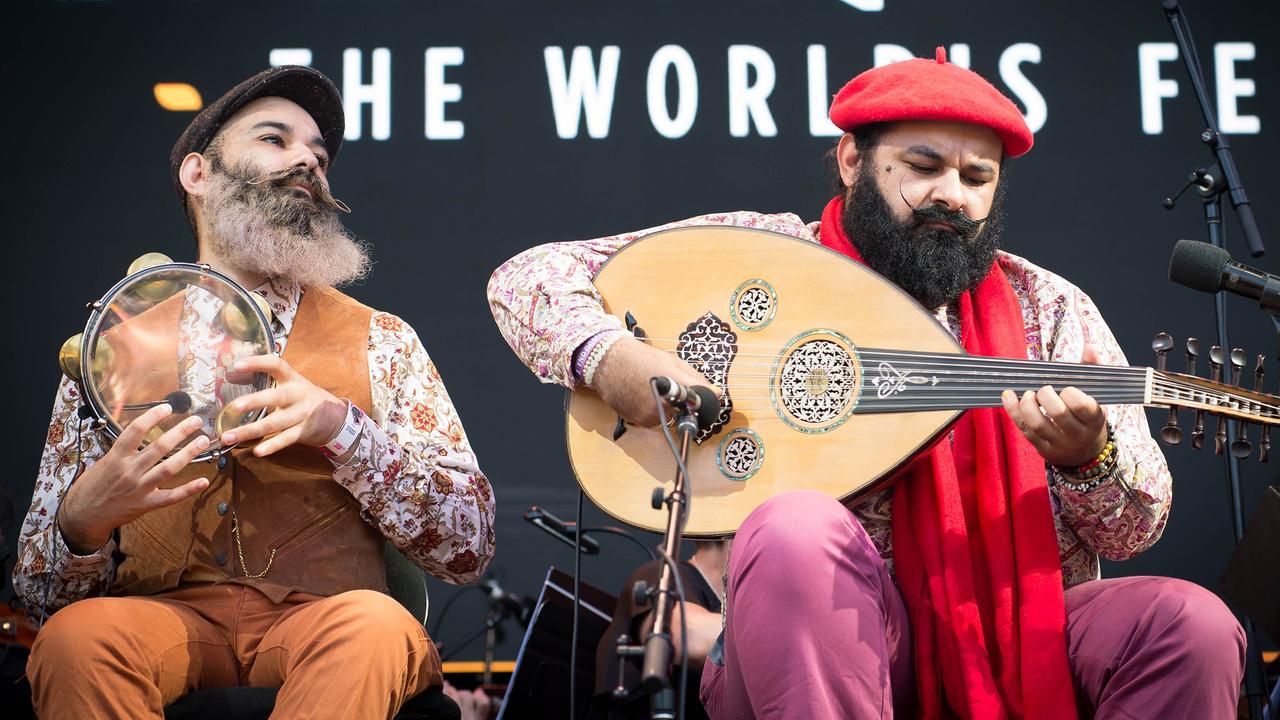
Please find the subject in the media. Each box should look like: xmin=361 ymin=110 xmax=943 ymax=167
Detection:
xmin=16 ymin=279 xmax=496 ymax=615
xmin=487 ymin=211 xmax=1171 ymax=587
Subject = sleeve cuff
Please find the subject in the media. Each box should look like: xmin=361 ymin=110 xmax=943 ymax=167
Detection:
xmin=56 ymin=532 xmax=116 ymax=569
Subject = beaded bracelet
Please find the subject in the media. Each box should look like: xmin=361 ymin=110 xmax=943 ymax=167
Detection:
xmin=1073 ymin=442 xmax=1115 ymax=477
xmin=583 ymin=332 xmax=626 ymax=388
xmin=1070 ymin=450 xmax=1118 ymax=482
xmin=1058 ymin=471 xmax=1110 ymax=493
xmin=1059 ymin=424 xmax=1118 ymax=490
xmin=572 ymin=331 xmax=614 ymax=384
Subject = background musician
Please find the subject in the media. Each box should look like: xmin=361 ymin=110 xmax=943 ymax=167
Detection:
xmin=593 ymin=539 xmax=728 ymax=720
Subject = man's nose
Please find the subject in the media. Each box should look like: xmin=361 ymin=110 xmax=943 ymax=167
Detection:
xmin=925 ymin=169 xmax=965 ymax=213
xmin=287 ymin=144 xmax=321 ymax=174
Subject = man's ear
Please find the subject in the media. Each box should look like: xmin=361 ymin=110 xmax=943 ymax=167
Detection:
xmin=835 ymin=133 xmax=861 ymax=190
xmin=178 ymin=152 xmax=210 ymax=201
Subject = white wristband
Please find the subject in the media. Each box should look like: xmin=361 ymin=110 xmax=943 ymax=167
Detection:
xmin=583 ymin=332 xmax=626 ymax=388
xmin=322 ymin=400 xmax=365 ymax=458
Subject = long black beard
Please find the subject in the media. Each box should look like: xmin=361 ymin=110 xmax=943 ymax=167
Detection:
xmin=842 ymin=165 xmax=1007 ymax=310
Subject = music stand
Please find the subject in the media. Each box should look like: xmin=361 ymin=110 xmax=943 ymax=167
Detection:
xmin=496 ymin=567 xmax=616 ymax=720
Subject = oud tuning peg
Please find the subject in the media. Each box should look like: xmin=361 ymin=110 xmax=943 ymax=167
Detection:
xmin=1266 ymin=357 xmax=1277 ymax=462
xmin=1156 ymin=334 xmax=1181 ymax=444
xmin=1245 ymin=356 xmax=1268 ymax=460
xmin=1187 ymin=339 xmax=1205 ymax=448
xmin=1219 ymin=351 xmax=1250 ymax=454
xmin=1208 ymin=346 xmax=1225 ymax=453
xmin=1232 ymin=424 xmax=1253 ymax=459
xmin=1152 ymin=332 xmax=1173 ymax=371
xmin=1230 ymin=349 xmax=1247 ymax=386
xmin=1208 ymin=412 xmax=1228 ymax=450
xmin=1192 ymin=409 xmax=1206 ymax=449
xmin=1160 ymin=413 xmax=1182 ymax=445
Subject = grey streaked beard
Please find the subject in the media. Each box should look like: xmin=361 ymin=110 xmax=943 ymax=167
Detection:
xmin=200 ymin=160 xmax=372 ymax=289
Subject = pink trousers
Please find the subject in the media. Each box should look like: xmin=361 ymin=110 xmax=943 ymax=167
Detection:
xmin=701 ymin=491 xmax=1246 ymax=719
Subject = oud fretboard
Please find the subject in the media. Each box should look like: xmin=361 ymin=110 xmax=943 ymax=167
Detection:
xmin=850 ymin=349 xmax=1149 ymax=413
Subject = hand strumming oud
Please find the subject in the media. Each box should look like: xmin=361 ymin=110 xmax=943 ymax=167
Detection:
xmin=590 ymin=337 xmax=717 ymax=427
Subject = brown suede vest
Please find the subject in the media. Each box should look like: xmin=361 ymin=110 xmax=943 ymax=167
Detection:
xmin=108 ymin=285 xmax=386 ymax=603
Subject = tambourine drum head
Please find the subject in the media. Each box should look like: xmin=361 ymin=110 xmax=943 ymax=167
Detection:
xmin=81 ymin=265 xmax=273 ymax=458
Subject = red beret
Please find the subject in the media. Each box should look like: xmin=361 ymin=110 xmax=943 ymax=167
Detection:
xmin=828 ymin=47 xmax=1033 ymax=158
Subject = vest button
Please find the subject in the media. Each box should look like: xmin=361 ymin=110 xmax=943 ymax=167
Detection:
xmin=217 ymin=455 xmax=229 ymax=470
xmin=217 ymin=502 xmax=229 ymax=516
xmin=215 ymin=552 xmax=228 ymax=566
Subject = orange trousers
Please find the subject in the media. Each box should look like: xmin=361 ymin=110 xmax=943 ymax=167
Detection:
xmin=26 ymin=584 xmax=443 ymax=720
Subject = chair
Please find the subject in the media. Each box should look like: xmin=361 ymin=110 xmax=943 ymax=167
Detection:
xmin=164 ymin=544 xmax=460 ymax=720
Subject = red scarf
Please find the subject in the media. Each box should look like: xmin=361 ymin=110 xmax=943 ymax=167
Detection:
xmin=819 ymin=197 xmax=1077 ymax=719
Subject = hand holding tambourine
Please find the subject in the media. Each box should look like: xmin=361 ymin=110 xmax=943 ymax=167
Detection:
xmin=56 ymin=254 xmax=286 ymax=553
xmin=60 ymin=404 xmax=212 ymax=554
xmin=218 ymin=354 xmax=350 ymax=456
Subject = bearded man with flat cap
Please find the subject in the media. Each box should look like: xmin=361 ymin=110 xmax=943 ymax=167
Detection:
xmin=14 ymin=66 xmax=496 ymax=719
xmin=488 ymin=50 xmax=1244 ymax=719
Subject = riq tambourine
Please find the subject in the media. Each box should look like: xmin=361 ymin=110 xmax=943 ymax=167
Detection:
xmin=58 ymin=253 xmax=276 ymax=462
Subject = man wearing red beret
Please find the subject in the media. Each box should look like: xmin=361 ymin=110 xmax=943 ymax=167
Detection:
xmin=488 ymin=49 xmax=1244 ymax=718
xmin=14 ymin=66 xmax=496 ymax=718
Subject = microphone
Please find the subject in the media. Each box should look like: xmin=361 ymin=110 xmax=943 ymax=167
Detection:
xmin=479 ymin=577 xmax=534 ymax=626
xmin=523 ymin=506 xmax=601 ymax=554
xmin=1169 ymin=239 xmax=1280 ymax=313
xmin=652 ymin=377 xmax=721 ymax=430
xmin=165 ymin=391 xmax=193 ymax=414
xmin=121 ymin=390 xmax=194 ymax=414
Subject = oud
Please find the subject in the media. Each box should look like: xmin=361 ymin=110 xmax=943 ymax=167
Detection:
xmin=566 ymin=227 xmax=1276 ymax=536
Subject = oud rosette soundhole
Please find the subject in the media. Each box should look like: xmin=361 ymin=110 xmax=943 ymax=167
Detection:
xmin=717 ymin=428 xmax=764 ymax=481
xmin=730 ymin=279 xmax=777 ymax=331
xmin=676 ymin=311 xmax=736 ymax=443
xmin=771 ymin=329 xmax=860 ymax=434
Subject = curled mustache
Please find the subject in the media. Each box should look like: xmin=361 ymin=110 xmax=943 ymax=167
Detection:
xmin=246 ymin=167 xmax=352 ymax=214
xmin=897 ymin=182 xmax=985 ymax=239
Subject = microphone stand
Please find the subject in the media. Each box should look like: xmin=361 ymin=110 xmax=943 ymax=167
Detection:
xmin=438 ymin=605 xmax=506 ymax=664
xmin=1162 ymin=0 xmax=1266 ymax=259
xmin=1161 ymin=2 xmax=1268 ymax=716
xmin=635 ymin=401 xmax=698 ymax=720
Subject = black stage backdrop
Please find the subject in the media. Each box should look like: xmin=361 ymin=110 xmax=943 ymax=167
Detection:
xmin=5 ymin=0 xmax=1279 ymax=662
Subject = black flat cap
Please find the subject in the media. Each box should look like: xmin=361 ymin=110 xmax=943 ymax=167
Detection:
xmin=170 ymin=65 xmax=344 ymax=206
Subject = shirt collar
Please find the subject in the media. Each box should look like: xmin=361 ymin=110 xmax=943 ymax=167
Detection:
xmin=253 ymin=278 xmax=301 ymax=339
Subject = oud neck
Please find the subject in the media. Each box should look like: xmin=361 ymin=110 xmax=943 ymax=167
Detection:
xmin=853 ymin=350 xmax=1150 ymax=414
